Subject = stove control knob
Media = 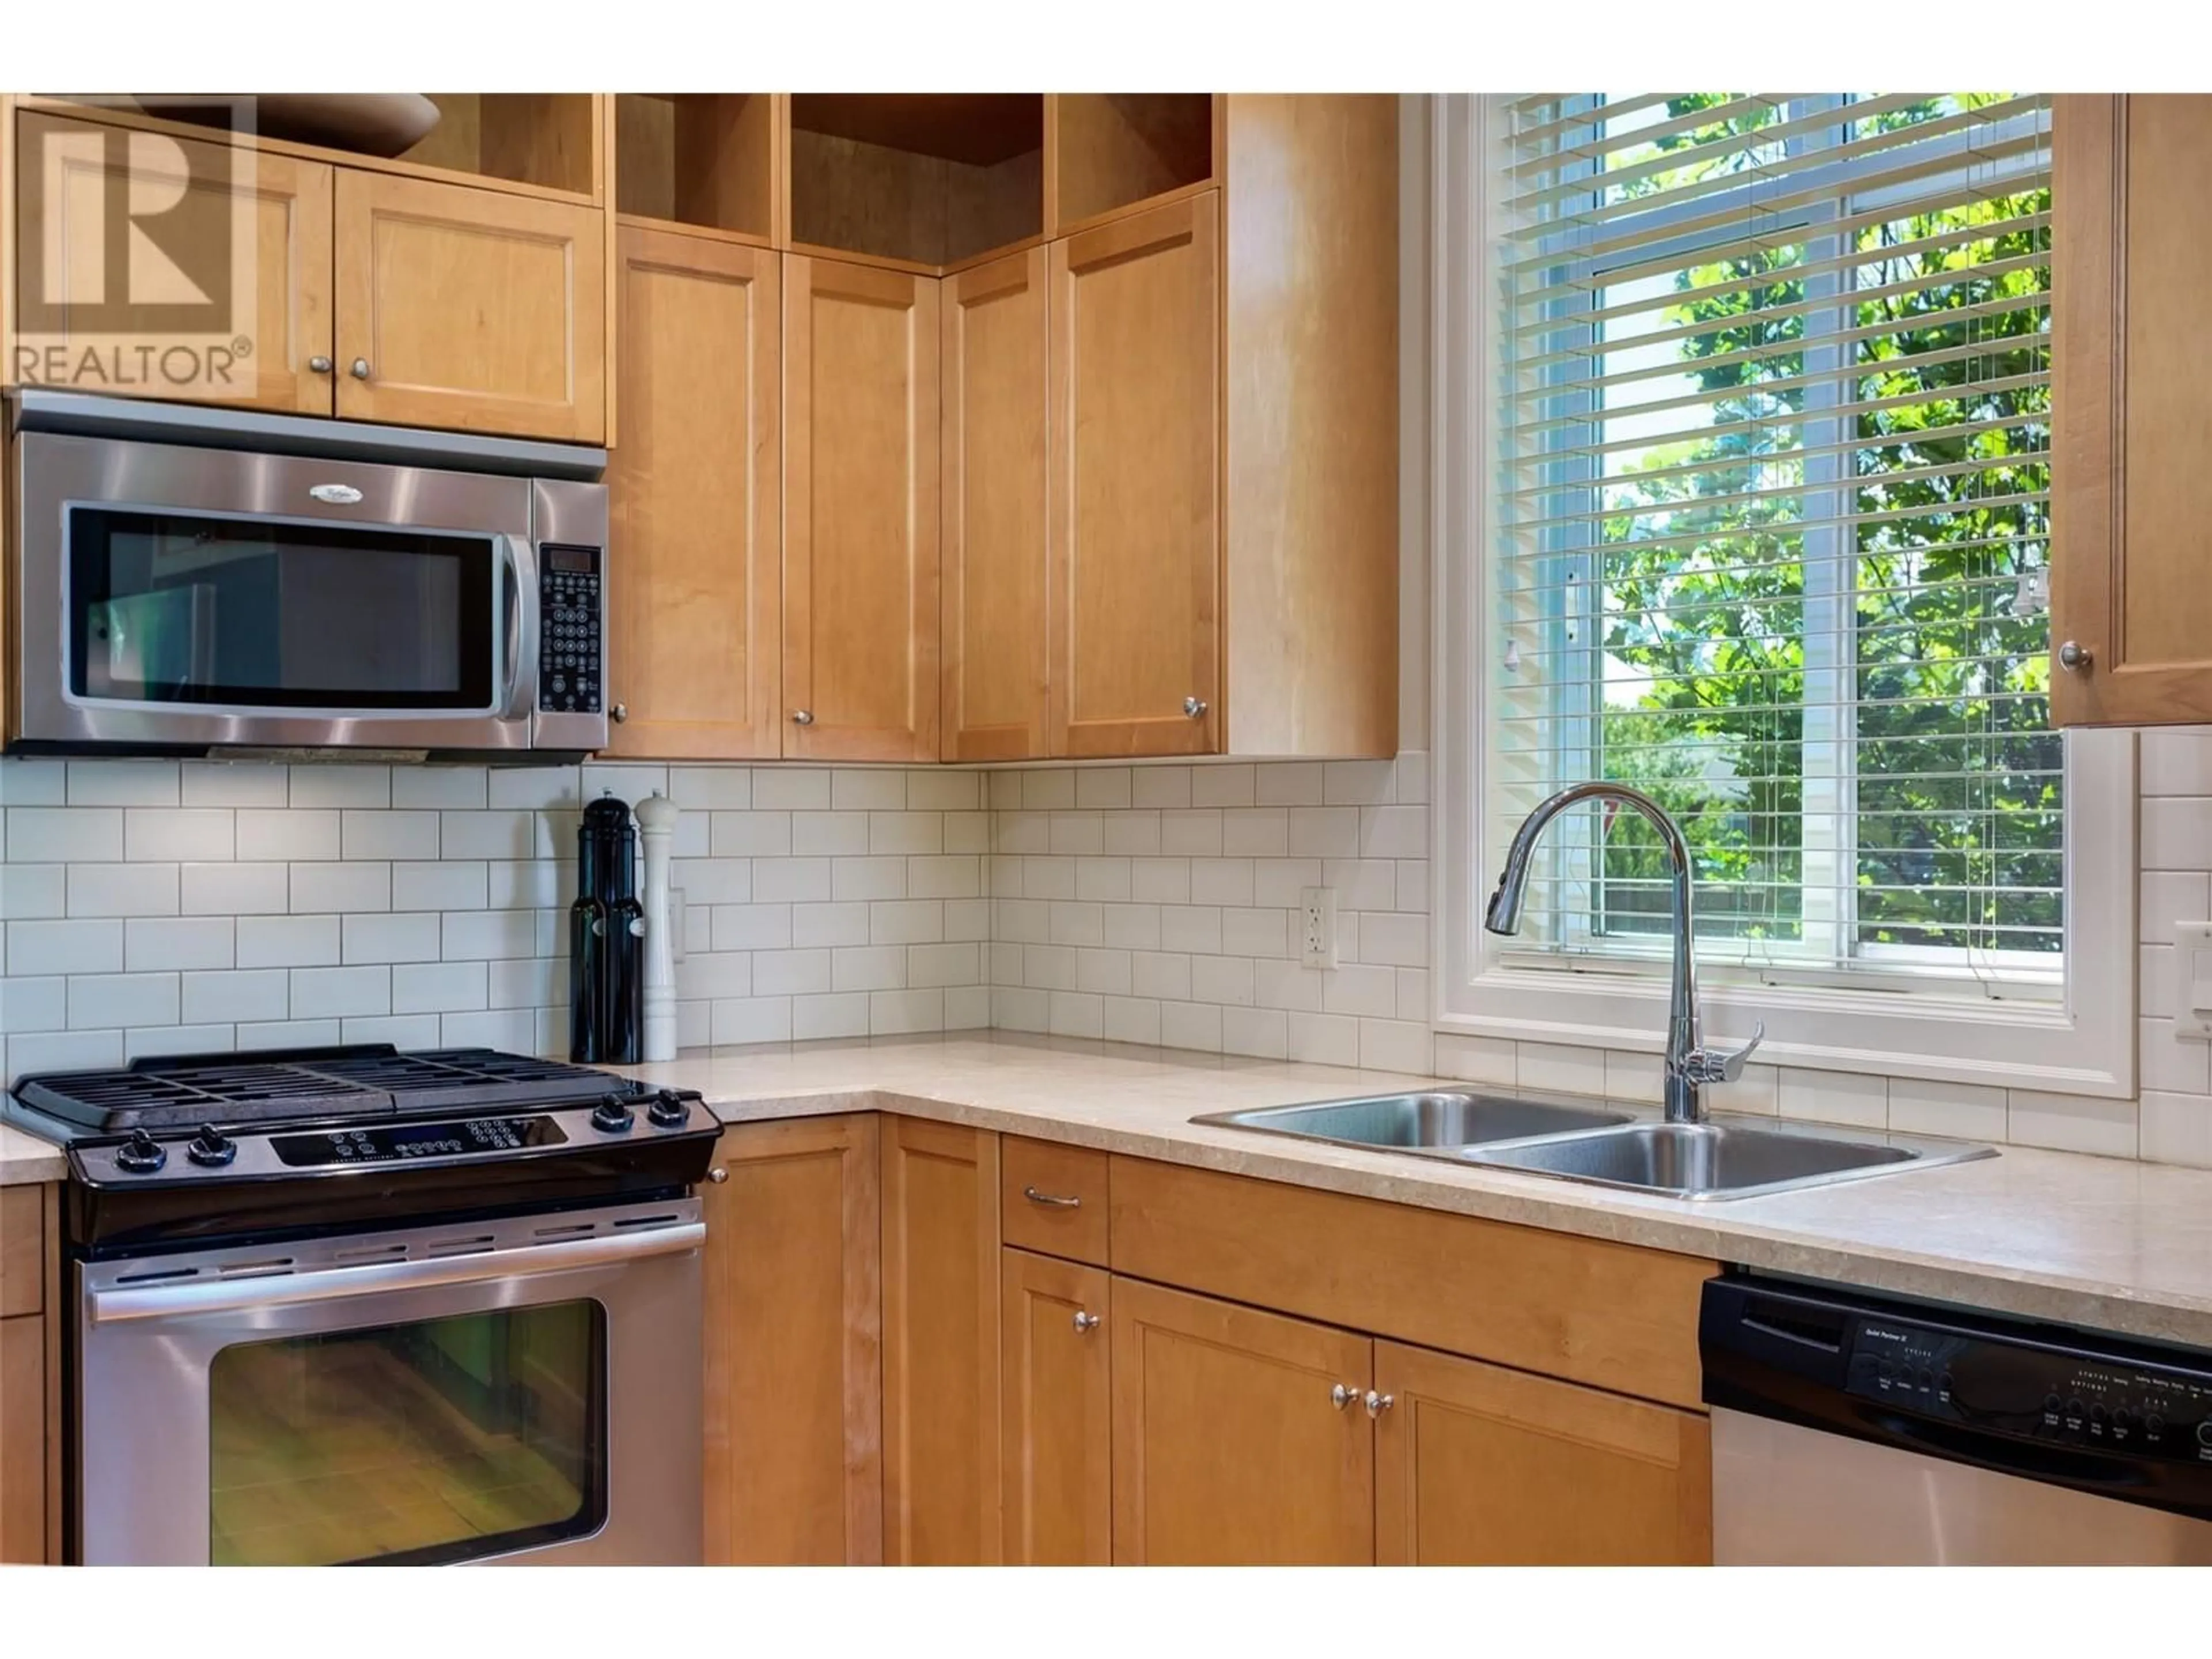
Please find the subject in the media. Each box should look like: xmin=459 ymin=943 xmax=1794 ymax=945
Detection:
xmin=647 ymin=1089 xmax=691 ymax=1128
xmin=116 ymin=1129 xmax=167 ymax=1175
xmin=590 ymin=1094 xmax=636 ymax=1134
xmin=186 ymin=1124 xmax=238 ymax=1168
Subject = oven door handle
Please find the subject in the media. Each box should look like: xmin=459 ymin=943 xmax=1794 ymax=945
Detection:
xmin=499 ymin=533 xmax=540 ymax=722
xmin=86 ymin=1220 xmax=703 ymax=1326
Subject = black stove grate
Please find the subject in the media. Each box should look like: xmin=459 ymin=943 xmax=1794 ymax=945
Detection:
xmin=12 ymin=1046 xmax=628 ymax=1132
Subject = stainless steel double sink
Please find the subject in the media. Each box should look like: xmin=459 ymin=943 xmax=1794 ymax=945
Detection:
xmin=1192 ymin=1089 xmax=1994 ymax=1201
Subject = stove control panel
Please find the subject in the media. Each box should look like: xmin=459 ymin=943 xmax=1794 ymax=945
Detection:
xmin=538 ymin=543 xmax=603 ymax=717
xmin=272 ymin=1115 xmax=567 ymax=1168
xmin=1848 ymin=1317 xmax=2212 ymax=1463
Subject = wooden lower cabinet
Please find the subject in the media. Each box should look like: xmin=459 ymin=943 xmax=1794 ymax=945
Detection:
xmin=1110 ymin=1277 xmax=1374 ymax=1565
xmin=0 ymin=1185 xmax=52 ymax=1565
xmin=999 ymin=1248 xmax=1111 ymax=1565
xmin=701 ymin=1116 xmax=882 ymax=1565
xmin=1372 ymin=1340 xmax=1711 ymax=1566
xmin=880 ymin=1118 xmax=1000 ymax=1563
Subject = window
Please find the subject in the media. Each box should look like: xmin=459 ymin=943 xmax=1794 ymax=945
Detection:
xmin=1432 ymin=96 xmax=2134 ymax=1095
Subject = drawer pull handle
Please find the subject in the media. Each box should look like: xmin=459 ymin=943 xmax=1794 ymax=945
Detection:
xmin=1365 ymin=1389 xmax=1395 ymax=1419
xmin=1332 ymin=1382 xmax=1358 ymax=1411
xmin=1022 ymin=1185 xmax=1081 ymax=1209
xmin=1073 ymin=1310 xmax=1101 ymax=1333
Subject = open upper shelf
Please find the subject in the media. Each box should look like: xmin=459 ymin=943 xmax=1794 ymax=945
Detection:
xmin=398 ymin=95 xmax=598 ymax=195
xmin=1054 ymin=95 xmax=1215 ymax=228
xmin=615 ymin=94 xmax=775 ymax=241
xmin=790 ymin=93 xmax=1044 ymax=269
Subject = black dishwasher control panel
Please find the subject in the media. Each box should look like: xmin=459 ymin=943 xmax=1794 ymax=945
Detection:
xmin=1846 ymin=1316 xmax=2212 ymax=1460
xmin=539 ymin=543 xmax=603 ymax=716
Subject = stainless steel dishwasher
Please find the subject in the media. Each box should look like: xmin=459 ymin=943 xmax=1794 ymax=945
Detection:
xmin=1700 ymin=1275 xmax=2212 ymax=1564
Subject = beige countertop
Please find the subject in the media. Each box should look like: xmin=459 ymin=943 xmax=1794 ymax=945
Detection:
xmin=10 ymin=1032 xmax=2212 ymax=1354
xmin=614 ymin=1032 xmax=2212 ymax=1353
xmin=1 ymin=1120 xmax=67 ymax=1186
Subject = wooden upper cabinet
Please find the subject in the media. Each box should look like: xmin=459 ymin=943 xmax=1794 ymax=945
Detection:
xmin=880 ymin=1118 xmax=999 ymax=1563
xmin=702 ymin=1116 xmax=882 ymax=1565
xmin=1373 ymin=1341 xmax=1711 ymax=1566
xmin=940 ymin=246 xmax=1049 ymax=760
xmin=1049 ymin=192 xmax=1221 ymax=757
xmin=605 ymin=226 xmax=781 ymax=757
xmin=332 ymin=169 xmax=606 ymax=441
xmin=14 ymin=111 xmax=335 ymax=414
xmin=783 ymin=255 xmax=942 ymax=760
xmin=2052 ymin=95 xmax=2212 ymax=724
xmin=1110 ymin=1277 xmax=1372 ymax=1565
xmin=999 ymin=1248 xmax=1111 ymax=1565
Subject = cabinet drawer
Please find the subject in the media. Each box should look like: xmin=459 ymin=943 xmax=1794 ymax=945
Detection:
xmin=0 ymin=1188 xmax=41 ymax=1320
xmin=1109 ymin=1156 xmax=1715 ymax=1410
xmin=1001 ymin=1138 xmax=1109 ymax=1266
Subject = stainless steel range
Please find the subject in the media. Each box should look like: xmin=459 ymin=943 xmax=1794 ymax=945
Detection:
xmin=3 ymin=1044 xmax=716 ymax=1567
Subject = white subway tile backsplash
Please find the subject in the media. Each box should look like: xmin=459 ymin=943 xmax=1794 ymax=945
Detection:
xmin=69 ymin=972 xmax=180 ymax=1029
xmin=343 ymin=912 xmax=444 ymax=965
xmin=1517 ymin=1041 xmax=1608 ymax=1098
xmin=1359 ymin=1018 xmax=1431 ymax=1074
xmin=68 ymin=863 xmax=179 ymax=918
xmin=2 ymin=865 xmax=66 ymax=921
xmin=1781 ymin=1068 xmax=1888 ymax=1131
xmin=393 ymin=961 xmax=490 ymax=1016
xmin=2009 ymin=1089 xmax=2138 ymax=1158
xmin=237 ymin=809 xmax=340 ymax=862
xmin=1889 ymin=1080 xmax=2009 ymax=1142
xmin=392 ymin=861 xmax=488 ymax=912
xmin=441 ymin=1009 xmax=537 ymax=1051
xmin=234 ymin=1019 xmax=340 ymax=1050
xmin=793 ymin=903 xmax=870 ymax=949
xmin=181 ymin=763 xmax=290 ymax=808
xmin=753 ymin=769 xmax=831 ymax=810
xmin=291 ymin=966 xmax=390 ymax=1020
xmin=1130 ymin=767 xmax=1191 ymax=809
xmin=126 ymin=809 xmax=232 ymax=862
xmin=441 ymin=911 xmax=537 ymax=961
xmin=1222 ymin=808 xmax=1289 ymax=857
xmin=833 ymin=771 xmax=906 ymax=812
xmin=291 ymin=862 xmax=392 ymax=914
xmin=1190 ymin=764 xmax=1254 ymax=809
xmin=10 ymin=919 xmax=124 ymax=976
xmin=0 ymin=979 xmax=66 ymax=1035
xmin=488 ymin=768 xmax=577 ymax=810
xmin=126 ymin=1024 xmax=233 ymax=1062
xmin=342 ymin=810 xmax=440 ymax=861
xmin=10 ymin=807 xmax=123 ymax=863
xmin=183 ymin=970 xmax=290 ymax=1025
xmin=1159 ymin=810 xmax=1222 ymax=858
xmin=69 ymin=760 xmax=179 ymax=806
xmin=391 ymin=766 xmax=489 ymax=809
xmin=834 ymin=857 xmax=908 ymax=903
xmin=124 ymin=918 xmax=234 ymax=972
xmin=290 ymin=766 xmax=390 ymax=808
xmin=1286 ymin=1012 xmax=1359 ymax=1067
xmin=237 ymin=914 xmax=342 ymax=969
xmin=833 ymin=945 xmax=906 ymax=993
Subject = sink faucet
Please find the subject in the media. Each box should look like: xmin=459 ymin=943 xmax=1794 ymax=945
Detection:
xmin=1483 ymin=781 xmax=1762 ymax=1124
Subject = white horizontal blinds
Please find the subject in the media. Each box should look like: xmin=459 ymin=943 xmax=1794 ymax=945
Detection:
xmin=1490 ymin=94 xmax=2058 ymax=995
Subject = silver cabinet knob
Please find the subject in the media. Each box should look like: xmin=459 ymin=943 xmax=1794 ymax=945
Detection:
xmin=308 ymin=355 xmax=333 ymax=374
xmin=1364 ymin=1389 xmax=1395 ymax=1419
xmin=1072 ymin=1310 xmax=1101 ymax=1333
xmin=1183 ymin=695 xmax=1209 ymax=719
xmin=349 ymin=358 xmax=371 ymax=380
xmin=1331 ymin=1382 xmax=1358 ymax=1411
xmin=1022 ymin=1185 xmax=1081 ymax=1209
xmin=791 ymin=709 xmax=815 ymax=725
xmin=707 ymin=1166 xmax=728 ymax=1184
xmin=611 ymin=703 xmax=628 ymax=723
xmin=2057 ymin=641 xmax=2093 ymax=672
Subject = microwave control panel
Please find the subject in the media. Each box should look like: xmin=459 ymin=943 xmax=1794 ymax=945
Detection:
xmin=539 ymin=543 xmax=603 ymax=716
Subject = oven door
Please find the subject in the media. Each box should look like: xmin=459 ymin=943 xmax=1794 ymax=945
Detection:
xmin=75 ymin=1199 xmax=702 ymax=1566
xmin=16 ymin=429 xmax=540 ymax=753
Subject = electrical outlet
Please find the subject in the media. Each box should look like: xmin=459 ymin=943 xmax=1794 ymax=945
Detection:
xmin=1300 ymin=887 xmax=1338 ymax=969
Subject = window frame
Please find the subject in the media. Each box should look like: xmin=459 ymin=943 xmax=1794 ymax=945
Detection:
xmin=1429 ymin=94 xmax=2136 ymax=1099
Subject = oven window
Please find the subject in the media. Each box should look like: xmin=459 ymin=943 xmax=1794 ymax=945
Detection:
xmin=206 ymin=1300 xmax=607 ymax=1566
xmin=67 ymin=507 xmax=498 ymax=710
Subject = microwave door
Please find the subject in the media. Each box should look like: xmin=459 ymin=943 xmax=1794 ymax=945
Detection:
xmin=14 ymin=430 xmax=547 ymax=756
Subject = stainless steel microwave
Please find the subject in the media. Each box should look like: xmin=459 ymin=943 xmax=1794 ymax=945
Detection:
xmin=8 ymin=392 xmax=609 ymax=761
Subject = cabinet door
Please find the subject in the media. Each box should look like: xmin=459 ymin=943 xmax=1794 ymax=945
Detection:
xmin=333 ymin=170 xmax=605 ymax=441
xmin=0 ymin=1315 xmax=43 ymax=1565
xmin=1000 ymin=1248 xmax=1110 ymax=1565
xmin=605 ymin=225 xmax=781 ymax=757
xmin=1111 ymin=1277 xmax=1372 ymax=1565
xmin=1373 ymin=1340 xmax=1711 ymax=1565
xmin=2051 ymin=96 xmax=2212 ymax=724
xmin=702 ymin=1116 xmax=882 ymax=1565
xmin=784 ymin=254 xmax=941 ymax=761
xmin=1048 ymin=191 xmax=1219 ymax=757
xmin=15 ymin=111 xmax=334 ymax=413
xmin=941 ymin=245 xmax=1049 ymax=761
xmin=880 ymin=1116 xmax=1000 ymax=1563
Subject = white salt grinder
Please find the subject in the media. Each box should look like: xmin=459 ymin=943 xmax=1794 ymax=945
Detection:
xmin=635 ymin=791 xmax=680 ymax=1063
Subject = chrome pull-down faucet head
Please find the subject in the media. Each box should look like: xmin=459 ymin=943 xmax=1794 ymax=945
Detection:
xmin=1483 ymin=781 xmax=1745 ymax=1124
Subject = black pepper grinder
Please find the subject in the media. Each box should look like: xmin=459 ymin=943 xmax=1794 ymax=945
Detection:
xmin=570 ymin=793 xmax=645 ymax=1063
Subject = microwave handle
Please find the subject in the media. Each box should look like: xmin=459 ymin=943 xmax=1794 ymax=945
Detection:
xmin=499 ymin=534 xmax=540 ymax=721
